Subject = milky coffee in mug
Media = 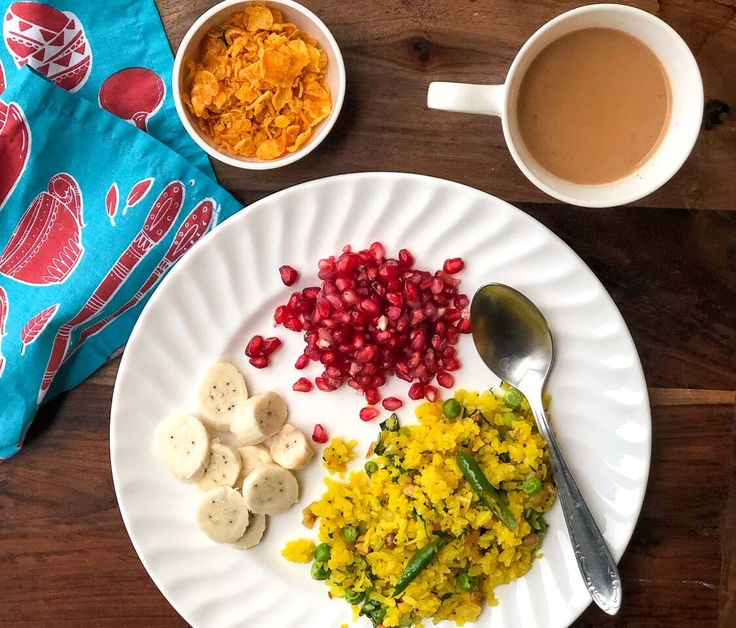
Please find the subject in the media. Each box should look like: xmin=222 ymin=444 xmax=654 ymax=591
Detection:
xmin=427 ymin=4 xmax=703 ymax=207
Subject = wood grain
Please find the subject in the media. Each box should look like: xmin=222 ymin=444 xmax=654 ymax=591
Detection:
xmin=161 ymin=0 xmax=735 ymax=211
xmin=2 ymin=373 xmax=733 ymax=627
xmin=1 ymin=1 xmax=734 ymax=628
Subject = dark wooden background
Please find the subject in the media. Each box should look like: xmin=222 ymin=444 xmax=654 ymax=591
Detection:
xmin=1 ymin=1 xmax=734 ymax=627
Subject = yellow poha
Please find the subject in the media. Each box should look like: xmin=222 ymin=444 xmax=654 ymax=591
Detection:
xmin=323 ymin=437 xmax=357 ymax=476
xmin=285 ymin=388 xmax=556 ymax=626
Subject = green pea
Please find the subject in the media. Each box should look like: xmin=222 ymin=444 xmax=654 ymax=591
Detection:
xmin=342 ymin=525 xmax=359 ymax=543
xmin=522 ymin=475 xmax=543 ymax=495
xmin=364 ymin=461 xmax=378 ymax=476
xmin=456 ymin=571 xmax=479 ymax=592
xmin=500 ymin=412 xmax=516 ymax=427
xmin=313 ymin=543 xmax=332 ymax=563
xmin=505 ymin=388 xmax=524 ymax=409
xmin=443 ymin=398 xmax=462 ymax=419
xmin=345 ymin=589 xmax=365 ymax=605
xmin=310 ymin=561 xmax=330 ymax=580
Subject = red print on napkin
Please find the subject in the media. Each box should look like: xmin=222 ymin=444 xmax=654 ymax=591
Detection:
xmin=0 ymin=286 xmax=7 ymax=378
xmin=3 ymin=1 xmax=92 ymax=92
xmin=20 ymin=303 xmax=58 ymax=355
xmin=0 ymin=173 xmax=84 ymax=285
xmin=99 ymin=68 xmax=165 ymax=131
xmin=39 ymin=181 xmax=184 ymax=399
xmin=0 ymin=100 xmax=31 ymax=211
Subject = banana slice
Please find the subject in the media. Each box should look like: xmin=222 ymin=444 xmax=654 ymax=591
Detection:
xmin=242 ymin=463 xmax=299 ymax=515
xmin=236 ymin=444 xmax=273 ymax=485
xmin=232 ymin=513 xmax=267 ymax=550
xmin=267 ymin=424 xmax=314 ymax=470
xmin=199 ymin=362 xmax=248 ymax=430
xmin=197 ymin=440 xmax=242 ymax=491
xmin=230 ymin=391 xmax=287 ymax=445
xmin=153 ymin=413 xmax=209 ymax=481
xmin=197 ymin=487 xmax=249 ymax=543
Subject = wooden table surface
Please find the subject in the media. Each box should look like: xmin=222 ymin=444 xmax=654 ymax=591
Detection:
xmin=1 ymin=1 xmax=734 ymax=627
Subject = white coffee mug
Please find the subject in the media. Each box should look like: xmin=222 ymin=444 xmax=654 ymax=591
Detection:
xmin=427 ymin=4 xmax=703 ymax=208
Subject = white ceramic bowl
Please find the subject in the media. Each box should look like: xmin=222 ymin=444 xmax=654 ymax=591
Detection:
xmin=172 ymin=0 xmax=346 ymax=170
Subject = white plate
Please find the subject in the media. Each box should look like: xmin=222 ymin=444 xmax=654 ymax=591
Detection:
xmin=111 ymin=172 xmax=651 ymax=628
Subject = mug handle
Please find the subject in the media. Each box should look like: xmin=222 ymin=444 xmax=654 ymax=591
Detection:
xmin=427 ymin=82 xmax=505 ymax=117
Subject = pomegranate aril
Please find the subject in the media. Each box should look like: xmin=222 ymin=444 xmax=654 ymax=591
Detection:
xmin=458 ymin=318 xmax=472 ymax=333
xmin=279 ymin=265 xmax=299 ymax=286
xmin=437 ymin=372 xmax=454 ymax=388
xmin=445 ymin=357 xmax=461 ymax=371
xmin=454 ymin=294 xmax=470 ymax=309
xmin=355 ymin=345 xmax=377 ymax=363
xmin=365 ymin=388 xmax=380 ymax=405
xmin=431 ymin=277 xmax=444 ymax=295
xmin=424 ymin=385 xmax=439 ymax=401
xmin=274 ymin=306 xmax=290 ymax=324
xmin=410 ymin=309 xmax=426 ymax=326
xmin=408 ymin=383 xmax=425 ymax=400
xmin=430 ymin=334 xmax=445 ymax=351
xmin=261 ymin=337 xmax=282 ymax=356
xmin=360 ymin=298 xmax=380 ymax=314
xmin=336 ymin=253 xmax=359 ymax=274
xmin=405 ymin=281 xmax=419 ymax=303
xmin=312 ymin=423 xmax=328 ymax=443
xmin=359 ymin=406 xmax=380 ymax=422
xmin=245 ymin=334 xmax=264 ymax=357
xmin=382 ymin=397 xmax=403 ymax=411
xmin=398 ymin=248 xmax=415 ymax=267
xmin=302 ymin=286 xmax=320 ymax=300
xmin=444 ymin=308 xmax=461 ymax=321
xmin=293 ymin=377 xmax=313 ymax=392
xmin=315 ymin=376 xmax=336 ymax=391
xmin=370 ymin=241 xmax=385 ymax=261
xmin=387 ymin=306 xmax=402 ymax=320
xmin=320 ymin=351 xmax=338 ymax=365
xmin=295 ymin=354 xmax=309 ymax=369
xmin=342 ymin=289 xmax=358 ymax=304
xmin=249 ymin=356 xmax=268 ymax=368
xmin=283 ymin=317 xmax=303 ymax=332
xmin=443 ymin=258 xmax=465 ymax=274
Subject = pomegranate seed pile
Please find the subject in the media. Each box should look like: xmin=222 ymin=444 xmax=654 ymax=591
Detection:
xmin=262 ymin=242 xmax=471 ymax=409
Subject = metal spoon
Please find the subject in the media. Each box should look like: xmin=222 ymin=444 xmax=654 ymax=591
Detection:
xmin=470 ymin=283 xmax=621 ymax=615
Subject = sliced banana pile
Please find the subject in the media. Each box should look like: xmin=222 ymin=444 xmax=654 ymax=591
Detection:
xmin=152 ymin=360 xmax=314 ymax=550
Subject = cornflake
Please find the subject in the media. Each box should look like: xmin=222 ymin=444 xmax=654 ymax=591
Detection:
xmin=182 ymin=5 xmax=332 ymax=159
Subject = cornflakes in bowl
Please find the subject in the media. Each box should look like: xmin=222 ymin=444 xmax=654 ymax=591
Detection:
xmin=173 ymin=0 xmax=345 ymax=169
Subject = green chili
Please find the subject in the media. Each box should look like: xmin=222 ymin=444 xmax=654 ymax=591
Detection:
xmin=456 ymin=450 xmax=517 ymax=530
xmin=380 ymin=413 xmax=400 ymax=432
xmin=393 ymin=537 xmax=448 ymax=597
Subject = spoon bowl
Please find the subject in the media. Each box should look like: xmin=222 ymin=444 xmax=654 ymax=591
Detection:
xmin=470 ymin=284 xmax=553 ymax=391
xmin=470 ymin=283 xmax=622 ymax=616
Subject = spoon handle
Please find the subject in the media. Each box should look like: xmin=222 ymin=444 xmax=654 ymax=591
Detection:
xmin=530 ymin=400 xmax=622 ymax=615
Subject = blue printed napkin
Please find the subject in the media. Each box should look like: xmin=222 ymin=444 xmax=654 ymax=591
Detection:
xmin=0 ymin=0 xmax=210 ymax=171
xmin=0 ymin=20 xmax=242 ymax=457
